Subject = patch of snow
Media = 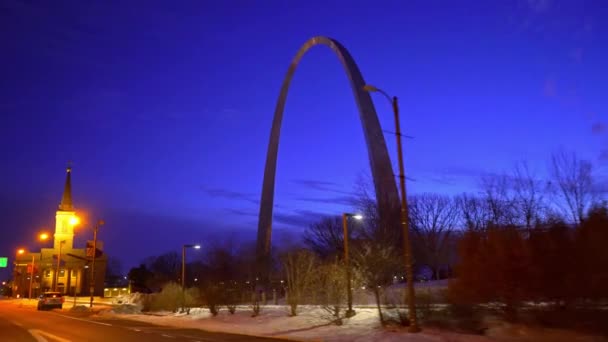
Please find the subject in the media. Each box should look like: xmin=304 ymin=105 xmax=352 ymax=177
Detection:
xmin=70 ymin=305 xmax=90 ymax=313
xmin=102 ymin=305 xmax=493 ymax=341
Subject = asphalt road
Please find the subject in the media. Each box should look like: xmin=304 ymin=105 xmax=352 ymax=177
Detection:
xmin=0 ymin=300 xmax=287 ymax=342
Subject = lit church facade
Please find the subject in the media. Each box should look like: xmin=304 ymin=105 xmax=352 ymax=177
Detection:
xmin=12 ymin=167 xmax=107 ymax=298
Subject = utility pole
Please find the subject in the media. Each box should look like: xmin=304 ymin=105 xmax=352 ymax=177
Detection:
xmin=363 ymin=84 xmax=420 ymax=332
xmin=392 ymin=96 xmax=420 ymax=332
xmin=28 ymin=254 xmax=35 ymax=299
xmin=89 ymin=220 xmax=104 ymax=308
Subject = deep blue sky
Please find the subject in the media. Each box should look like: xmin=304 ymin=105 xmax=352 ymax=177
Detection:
xmin=1 ymin=0 xmax=606 ymax=277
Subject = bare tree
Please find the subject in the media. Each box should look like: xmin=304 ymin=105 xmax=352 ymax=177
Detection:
xmin=105 ymin=257 xmax=124 ymax=286
xmin=511 ymin=162 xmax=548 ymax=228
xmin=303 ymin=217 xmax=344 ymax=259
xmin=282 ymin=249 xmax=317 ymax=316
xmin=457 ymin=193 xmax=489 ymax=231
xmin=550 ymin=150 xmax=598 ymax=224
xmin=145 ymin=252 xmax=180 ymax=289
xmin=409 ymin=194 xmax=459 ymax=280
xmin=480 ymin=174 xmax=515 ymax=226
xmin=316 ymin=259 xmax=347 ymax=325
xmin=352 ymin=240 xmax=399 ymax=325
xmin=353 ymin=175 xmax=382 ymax=234
xmin=353 ymin=173 xmax=401 ymax=247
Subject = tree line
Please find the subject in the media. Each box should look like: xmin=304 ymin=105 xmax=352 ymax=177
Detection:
xmin=126 ymin=150 xmax=606 ymax=327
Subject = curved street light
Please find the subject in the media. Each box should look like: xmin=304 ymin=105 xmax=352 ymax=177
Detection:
xmin=182 ymin=244 xmax=201 ymax=289
xmin=363 ymin=84 xmax=420 ymax=332
xmin=342 ymin=213 xmax=363 ymax=317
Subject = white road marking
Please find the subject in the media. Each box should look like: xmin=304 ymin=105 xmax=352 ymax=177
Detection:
xmin=52 ymin=313 xmax=112 ymax=326
xmin=28 ymin=329 xmax=72 ymax=342
xmin=161 ymin=334 xmax=175 ymax=338
xmin=10 ymin=320 xmax=23 ymax=327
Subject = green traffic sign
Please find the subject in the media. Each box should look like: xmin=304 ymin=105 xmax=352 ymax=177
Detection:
xmin=0 ymin=257 xmax=7 ymax=268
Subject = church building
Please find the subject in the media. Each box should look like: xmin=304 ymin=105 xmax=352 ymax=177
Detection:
xmin=12 ymin=167 xmax=107 ymax=298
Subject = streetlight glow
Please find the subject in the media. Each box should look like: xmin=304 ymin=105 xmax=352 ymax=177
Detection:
xmin=182 ymin=243 xmax=202 ymax=294
xmin=39 ymin=233 xmax=49 ymax=241
xmin=17 ymin=248 xmax=25 ymax=255
xmin=341 ymin=212 xmax=364 ymax=317
xmin=69 ymin=216 xmax=80 ymax=226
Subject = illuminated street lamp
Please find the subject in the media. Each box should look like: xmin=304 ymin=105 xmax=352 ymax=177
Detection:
xmin=16 ymin=231 xmax=50 ymax=299
xmin=363 ymin=84 xmax=420 ymax=332
xmin=14 ymin=249 xmax=26 ymax=298
xmin=342 ymin=213 xmax=363 ymax=317
xmin=27 ymin=233 xmax=50 ymax=299
xmin=69 ymin=216 xmax=80 ymax=226
xmin=181 ymin=244 xmax=201 ymax=289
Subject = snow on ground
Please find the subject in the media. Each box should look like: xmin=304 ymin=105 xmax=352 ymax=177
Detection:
xmin=4 ymin=290 xmax=607 ymax=341
xmin=101 ymin=304 xmax=490 ymax=342
xmin=97 ymin=300 xmax=607 ymax=342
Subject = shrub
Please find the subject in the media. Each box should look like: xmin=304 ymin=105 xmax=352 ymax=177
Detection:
xmin=200 ymin=284 xmax=222 ymax=316
xmin=251 ymin=292 xmax=261 ymax=317
xmin=149 ymin=282 xmax=182 ymax=312
xmin=316 ymin=260 xmax=346 ymax=325
xmin=225 ymin=287 xmax=239 ymax=314
xmin=449 ymin=227 xmax=530 ymax=320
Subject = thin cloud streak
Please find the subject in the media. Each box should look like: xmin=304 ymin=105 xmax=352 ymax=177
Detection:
xmin=223 ymin=208 xmax=257 ymax=217
xmin=201 ymin=187 xmax=259 ymax=204
xmin=273 ymin=209 xmax=331 ymax=228
xmin=291 ymin=179 xmax=351 ymax=195
xmin=293 ymin=195 xmax=357 ymax=206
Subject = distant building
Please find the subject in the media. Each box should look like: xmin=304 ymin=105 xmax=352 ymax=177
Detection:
xmin=12 ymin=167 xmax=107 ymax=298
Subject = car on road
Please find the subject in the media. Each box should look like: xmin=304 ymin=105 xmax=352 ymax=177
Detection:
xmin=37 ymin=292 xmax=64 ymax=310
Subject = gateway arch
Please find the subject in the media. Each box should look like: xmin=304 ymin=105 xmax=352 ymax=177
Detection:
xmin=257 ymin=36 xmax=400 ymax=275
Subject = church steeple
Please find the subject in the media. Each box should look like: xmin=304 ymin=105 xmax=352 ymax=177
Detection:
xmin=58 ymin=165 xmax=73 ymax=211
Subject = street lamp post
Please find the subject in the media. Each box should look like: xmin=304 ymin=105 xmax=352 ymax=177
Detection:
xmin=363 ymin=84 xmax=420 ymax=332
xmin=181 ymin=244 xmax=201 ymax=312
xmin=28 ymin=254 xmax=35 ymax=299
xmin=74 ymin=270 xmax=79 ymax=307
xmin=17 ymin=232 xmax=50 ymax=299
xmin=90 ymin=220 xmax=104 ymax=308
xmin=17 ymin=250 xmax=35 ymax=299
xmin=16 ymin=249 xmax=26 ymax=298
xmin=181 ymin=244 xmax=201 ymax=289
xmin=29 ymin=233 xmax=49 ymax=299
xmin=342 ymin=213 xmax=363 ymax=318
